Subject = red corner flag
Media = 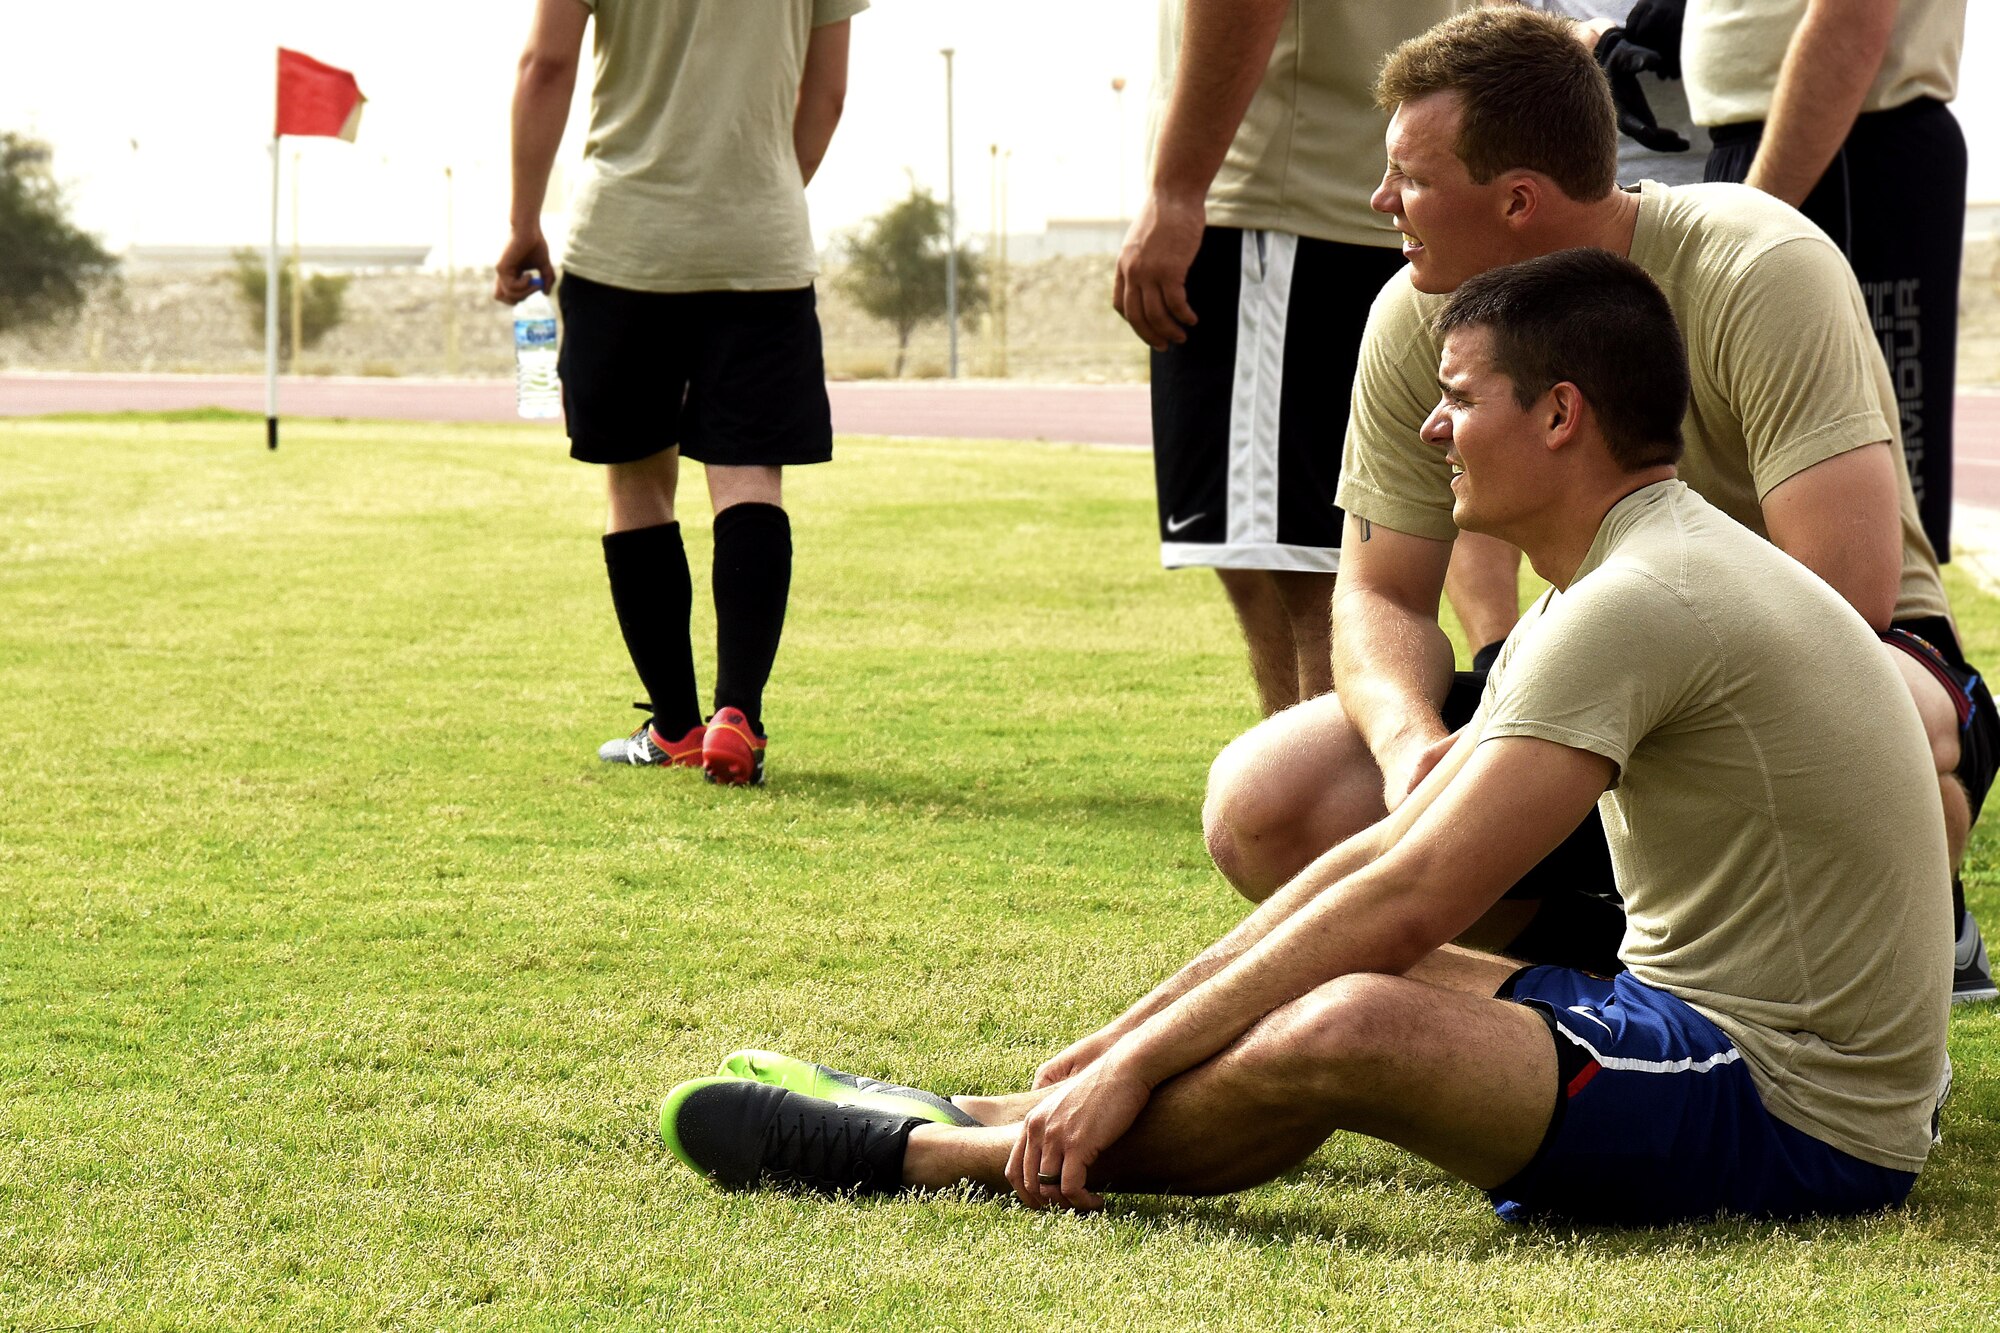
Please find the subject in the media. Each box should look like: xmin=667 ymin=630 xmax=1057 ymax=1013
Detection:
xmin=275 ymin=48 xmax=365 ymax=141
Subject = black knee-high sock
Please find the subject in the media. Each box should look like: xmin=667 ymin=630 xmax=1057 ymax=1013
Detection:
xmin=602 ymin=522 xmax=701 ymax=738
xmin=711 ymin=502 xmax=792 ymax=737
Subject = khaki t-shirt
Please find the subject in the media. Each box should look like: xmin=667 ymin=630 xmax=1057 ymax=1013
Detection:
xmin=1477 ymin=480 xmax=1949 ymax=1171
xmin=1685 ymin=0 xmax=1965 ymax=127
xmin=1152 ymin=1 xmax=1464 ymax=248
xmin=564 ymin=0 xmax=868 ymax=293
xmin=1337 ymin=180 xmax=1949 ymax=624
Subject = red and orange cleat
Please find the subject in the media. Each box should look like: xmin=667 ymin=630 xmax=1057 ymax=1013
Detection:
xmin=702 ymin=707 xmax=767 ymax=786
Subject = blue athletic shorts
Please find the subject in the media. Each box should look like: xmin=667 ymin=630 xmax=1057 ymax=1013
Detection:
xmin=1490 ymin=967 xmax=1918 ymax=1225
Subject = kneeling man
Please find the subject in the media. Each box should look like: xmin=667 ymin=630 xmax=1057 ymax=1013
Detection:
xmin=660 ymin=250 xmax=1950 ymax=1225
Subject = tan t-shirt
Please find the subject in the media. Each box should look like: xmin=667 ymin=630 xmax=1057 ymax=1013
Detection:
xmin=564 ymin=0 xmax=868 ymax=293
xmin=1337 ymin=180 xmax=1949 ymax=624
xmin=1152 ymin=1 xmax=1464 ymax=248
xmin=1685 ymin=0 xmax=1966 ymax=127
xmin=1476 ymin=480 xmax=1949 ymax=1171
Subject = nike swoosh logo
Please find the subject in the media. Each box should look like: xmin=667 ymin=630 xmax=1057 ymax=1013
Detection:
xmin=1566 ymin=1005 xmax=1614 ymax=1037
xmin=1165 ymin=512 xmax=1205 ymax=534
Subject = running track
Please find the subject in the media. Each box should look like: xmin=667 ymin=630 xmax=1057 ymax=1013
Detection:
xmin=7 ymin=371 xmax=2000 ymax=510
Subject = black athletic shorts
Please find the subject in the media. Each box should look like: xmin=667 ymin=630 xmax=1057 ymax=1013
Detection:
xmin=1707 ymin=99 xmax=1964 ymax=559
xmin=1444 ymin=661 xmax=1625 ymax=977
xmin=1881 ymin=615 xmax=2000 ymax=821
xmin=555 ymin=271 xmax=834 ymax=468
xmin=1150 ymin=228 xmax=1406 ymax=572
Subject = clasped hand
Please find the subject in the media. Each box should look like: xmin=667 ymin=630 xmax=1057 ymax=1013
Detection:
xmin=1005 ymin=1056 xmax=1152 ymax=1211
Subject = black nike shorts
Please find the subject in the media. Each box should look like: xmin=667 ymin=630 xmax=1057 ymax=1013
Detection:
xmin=1150 ymin=228 xmax=1406 ymax=572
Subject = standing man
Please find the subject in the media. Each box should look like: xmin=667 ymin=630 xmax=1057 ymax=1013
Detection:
xmin=495 ymin=0 xmax=862 ymax=785
xmin=1119 ymin=0 xmax=1511 ymax=718
xmin=1687 ymin=0 xmax=1968 ymax=560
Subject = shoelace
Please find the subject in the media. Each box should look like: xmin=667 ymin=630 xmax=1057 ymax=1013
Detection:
xmin=761 ymin=1102 xmax=881 ymax=1189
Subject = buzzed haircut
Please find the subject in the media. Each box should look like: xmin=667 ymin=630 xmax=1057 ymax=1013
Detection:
xmin=1434 ymin=248 xmax=1688 ymax=472
xmin=1376 ymin=8 xmax=1617 ymax=203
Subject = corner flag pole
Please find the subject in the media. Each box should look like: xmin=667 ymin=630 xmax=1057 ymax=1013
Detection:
xmin=266 ymin=137 xmax=281 ymax=451
xmin=267 ymin=47 xmax=365 ymax=453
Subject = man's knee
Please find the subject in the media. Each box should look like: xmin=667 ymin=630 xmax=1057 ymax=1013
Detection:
xmin=1202 ymin=725 xmax=1299 ymax=900
xmin=1232 ymin=974 xmax=1404 ymax=1104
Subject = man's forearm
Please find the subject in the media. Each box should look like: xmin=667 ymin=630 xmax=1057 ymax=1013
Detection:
xmin=1090 ymin=822 xmax=1398 ymax=1041
xmin=1110 ymin=852 xmax=1445 ymax=1089
xmin=794 ymin=97 xmax=843 ymax=185
xmin=1149 ymin=0 xmax=1291 ymax=203
xmin=508 ymin=57 xmax=577 ymax=230
xmin=1744 ymin=0 xmax=1896 ymax=207
xmin=1331 ymin=584 xmax=1457 ymax=774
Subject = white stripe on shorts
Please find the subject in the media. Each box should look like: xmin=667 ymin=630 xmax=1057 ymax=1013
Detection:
xmin=1161 ymin=540 xmax=1339 ymax=572
xmin=1225 ymin=230 xmax=1297 ymax=552
xmin=1554 ymin=1023 xmax=1743 ymax=1077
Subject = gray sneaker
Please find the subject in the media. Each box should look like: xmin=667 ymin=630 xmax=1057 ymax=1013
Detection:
xmin=1953 ymin=911 xmax=1997 ymax=1005
xmin=598 ymin=705 xmax=703 ymax=767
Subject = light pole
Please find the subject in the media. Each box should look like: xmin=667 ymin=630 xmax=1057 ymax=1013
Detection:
xmin=941 ymin=46 xmax=958 ymax=379
xmin=444 ymin=165 xmax=460 ymax=375
xmin=999 ymin=147 xmax=1011 ymax=377
xmin=1111 ymin=76 xmax=1128 ymax=223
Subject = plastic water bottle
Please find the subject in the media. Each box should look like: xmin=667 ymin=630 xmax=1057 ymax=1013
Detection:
xmin=513 ymin=276 xmax=561 ymax=420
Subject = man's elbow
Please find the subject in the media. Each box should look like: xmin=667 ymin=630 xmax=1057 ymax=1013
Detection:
xmin=517 ymin=50 xmax=579 ymax=91
xmin=1855 ymin=588 xmax=1897 ymax=633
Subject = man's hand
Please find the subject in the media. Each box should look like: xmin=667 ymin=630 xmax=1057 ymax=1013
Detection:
xmin=1006 ymin=1055 xmax=1152 ymax=1210
xmin=1396 ymin=729 xmax=1461 ymax=806
xmin=1595 ymin=28 xmax=1690 ymax=153
xmin=1376 ymin=721 xmax=1454 ymax=812
xmin=1113 ymin=189 xmax=1204 ymax=350
xmin=1034 ymin=1025 xmax=1125 ymax=1089
xmin=494 ymin=227 xmax=554 ymax=304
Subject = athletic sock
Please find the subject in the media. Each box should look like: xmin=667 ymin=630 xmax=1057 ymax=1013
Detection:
xmin=1954 ymin=876 xmax=1968 ymax=933
xmin=710 ymin=502 xmax=791 ymax=737
xmin=602 ymin=521 xmax=702 ymax=738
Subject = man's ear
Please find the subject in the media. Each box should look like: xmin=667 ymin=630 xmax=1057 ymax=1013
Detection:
xmin=1545 ymin=382 xmax=1585 ymax=447
xmin=1502 ymin=172 xmax=1541 ymax=226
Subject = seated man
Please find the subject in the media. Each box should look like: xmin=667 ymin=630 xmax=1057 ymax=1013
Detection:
xmin=1201 ymin=6 xmax=1995 ymax=998
xmin=656 ymin=251 xmax=1951 ymax=1226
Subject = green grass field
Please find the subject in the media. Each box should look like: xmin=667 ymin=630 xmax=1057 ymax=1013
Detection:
xmin=2 ymin=416 xmax=1996 ymax=1330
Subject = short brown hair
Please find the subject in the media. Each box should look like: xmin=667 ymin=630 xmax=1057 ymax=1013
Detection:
xmin=1434 ymin=249 xmax=1687 ymax=472
xmin=1376 ymin=9 xmax=1617 ymax=202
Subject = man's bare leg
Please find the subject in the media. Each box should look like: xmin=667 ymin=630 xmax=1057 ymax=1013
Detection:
xmin=1888 ymin=648 xmax=1972 ymax=869
xmin=1215 ymin=568 xmax=1336 ymax=709
xmin=903 ymin=949 xmax=1552 ymax=1197
xmin=1273 ymin=569 xmax=1337 ymax=701
xmin=1443 ymin=530 xmax=1521 ymax=656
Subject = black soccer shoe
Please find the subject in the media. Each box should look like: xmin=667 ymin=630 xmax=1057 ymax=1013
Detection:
xmin=660 ymin=1077 xmax=924 ymax=1195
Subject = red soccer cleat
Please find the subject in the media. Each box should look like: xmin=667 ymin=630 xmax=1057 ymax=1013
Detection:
xmin=702 ymin=707 xmax=767 ymax=786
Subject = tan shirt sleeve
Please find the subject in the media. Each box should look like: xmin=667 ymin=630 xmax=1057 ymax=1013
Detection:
xmin=1480 ymin=571 xmax=1717 ymax=777
xmin=813 ymin=0 xmax=868 ymax=24
xmin=1335 ymin=275 xmax=1459 ymax=541
xmin=1710 ymin=237 xmax=1896 ymax=500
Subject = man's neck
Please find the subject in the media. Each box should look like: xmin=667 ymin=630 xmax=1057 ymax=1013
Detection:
xmin=1540 ymin=187 xmax=1644 ymax=261
xmin=1513 ymin=466 xmax=1677 ymax=592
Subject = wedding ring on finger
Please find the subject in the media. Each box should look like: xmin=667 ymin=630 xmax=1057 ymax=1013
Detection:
xmin=1037 ymin=1173 xmax=1060 ymax=1186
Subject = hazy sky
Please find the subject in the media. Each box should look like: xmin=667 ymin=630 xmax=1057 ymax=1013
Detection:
xmin=7 ymin=1 xmax=1999 ymax=266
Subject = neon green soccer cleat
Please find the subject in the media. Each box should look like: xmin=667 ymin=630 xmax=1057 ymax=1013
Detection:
xmin=718 ymin=1049 xmax=979 ymax=1127
xmin=659 ymin=1076 xmax=922 ymax=1194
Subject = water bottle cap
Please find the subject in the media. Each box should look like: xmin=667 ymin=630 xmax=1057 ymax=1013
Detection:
xmin=529 ymin=273 xmax=545 ymax=291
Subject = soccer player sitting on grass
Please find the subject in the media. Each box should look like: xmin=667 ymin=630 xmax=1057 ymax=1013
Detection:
xmin=658 ymin=250 xmax=1951 ymax=1225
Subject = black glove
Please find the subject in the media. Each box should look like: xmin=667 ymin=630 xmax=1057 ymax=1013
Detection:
xmin=1623 ymin=0 xmax=1686 ymax=81
xmin=1595 ymin=27 xmax=1691 ymax=154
